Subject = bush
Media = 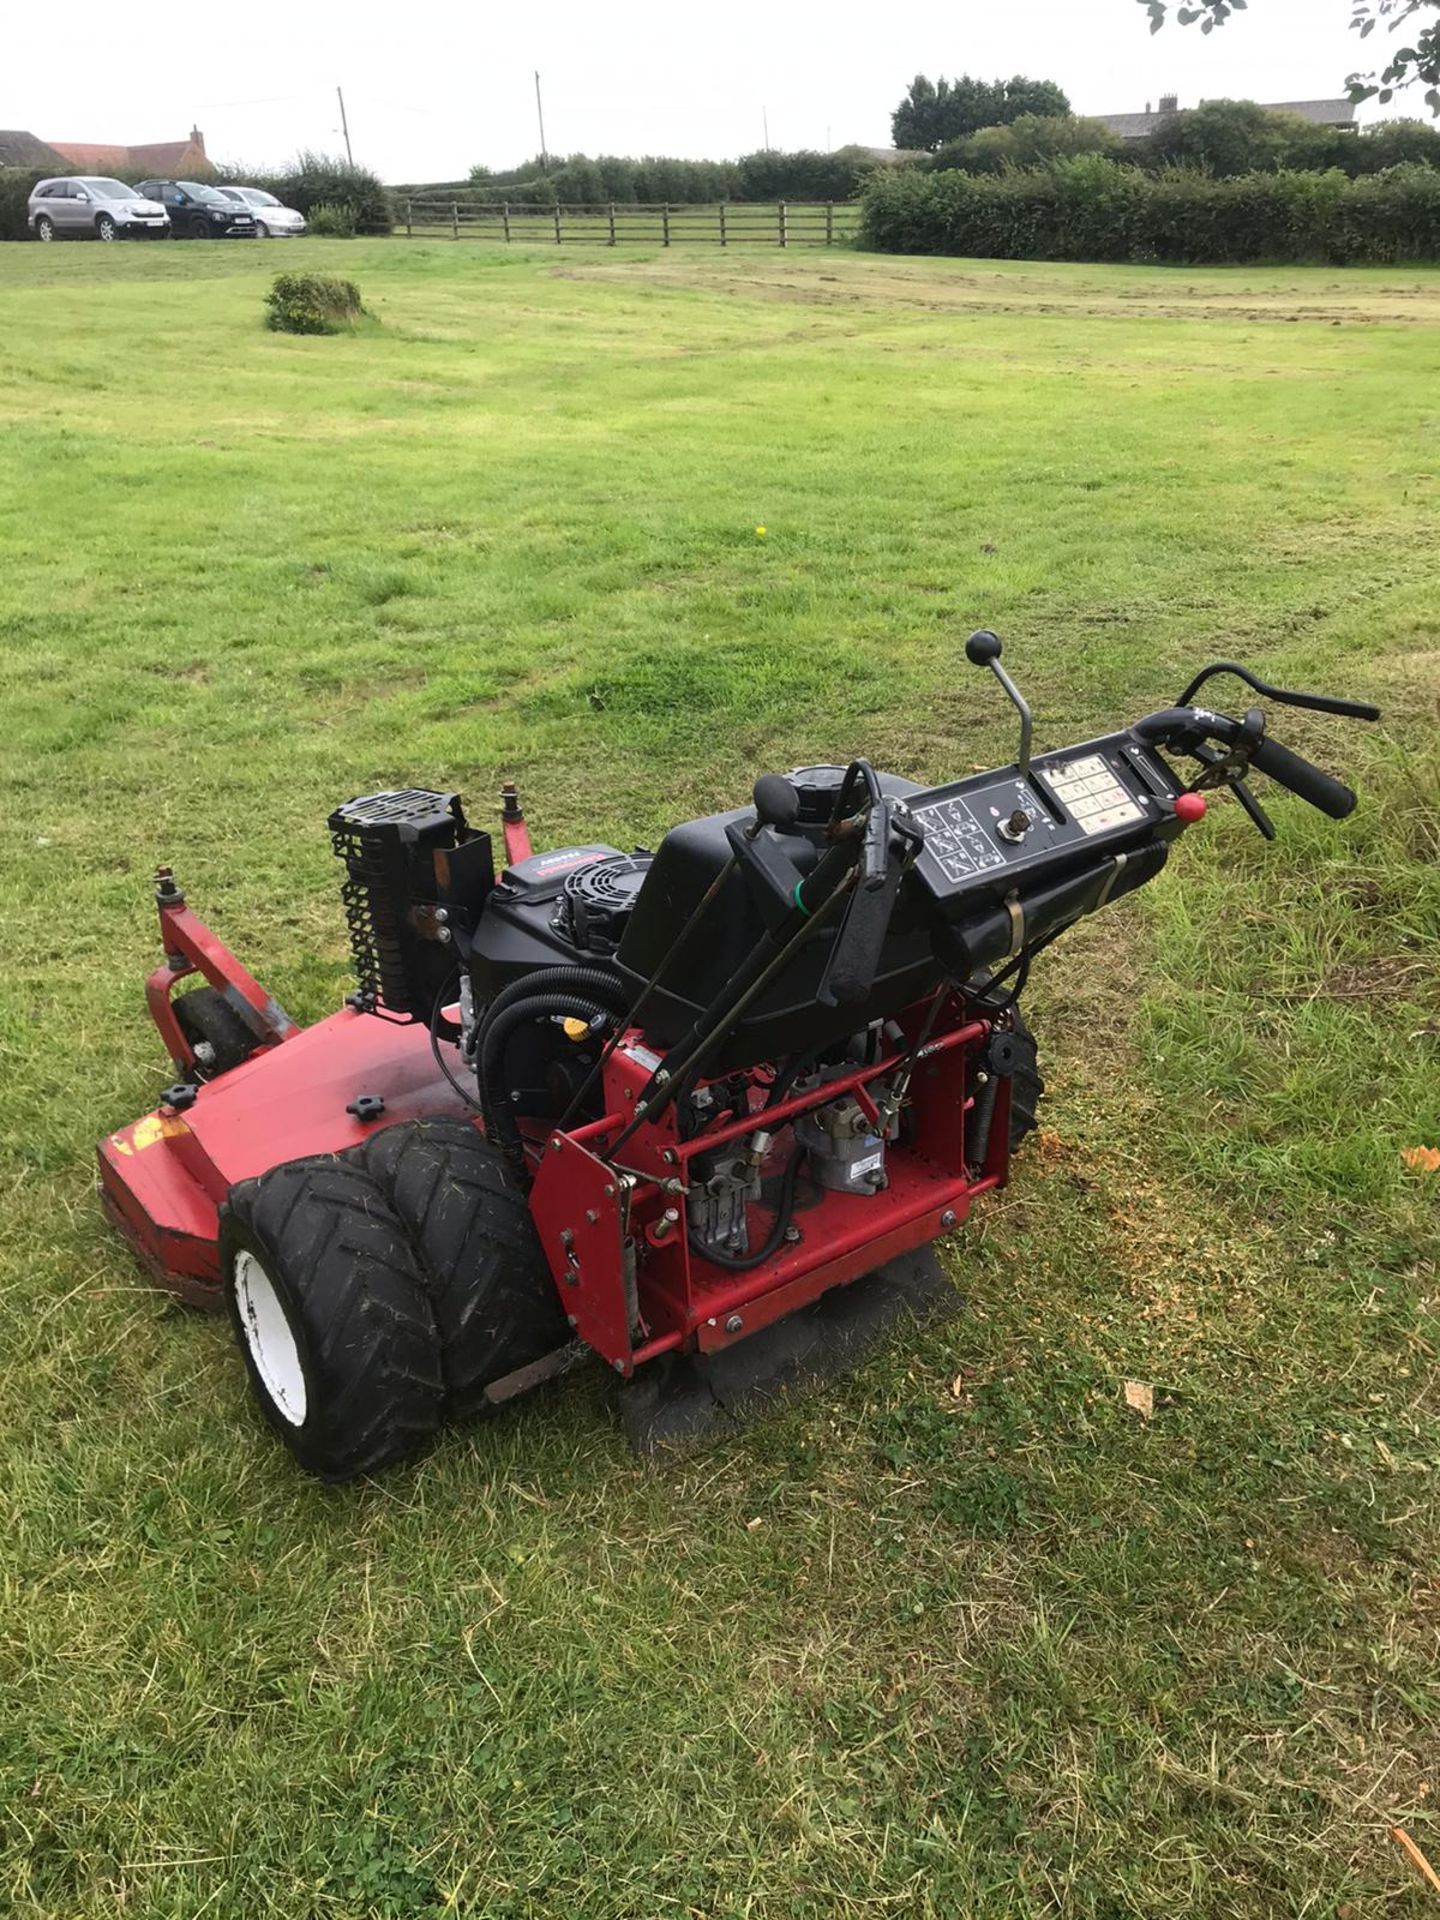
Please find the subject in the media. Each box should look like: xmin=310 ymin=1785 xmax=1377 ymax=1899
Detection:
xmin=215 ymin=151 xmax=392 ymax=233
xmin=305 ymin=200 xmax=357 ymax=237
xmin=264 ymin=272 xmax=366 ymax=335
xmin=860 ymin=157 xmax=1440 ymax=265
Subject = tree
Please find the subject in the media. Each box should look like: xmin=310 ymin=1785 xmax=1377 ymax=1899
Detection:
xmin=932 ymin=114 xmax=1124 ymax=172
xmin=1137 ymin=1 xmax=1440 ymax=113
xmin=1142 ymin=99 xmax=1331 ymax=171
xmin=891 ymin=73 xmax=1071 ymax=150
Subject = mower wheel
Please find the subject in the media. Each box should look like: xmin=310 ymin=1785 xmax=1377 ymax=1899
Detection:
xmin=1007 ymin=1009 xmax=1045 ymax=1153
xmin=174 ymin=987 xmax=257 ymax=1080
xmin=220 ymin=1157 xmax=444 ymax=1480
xmin=359 ymin=1118 xmax=569 ymax=1420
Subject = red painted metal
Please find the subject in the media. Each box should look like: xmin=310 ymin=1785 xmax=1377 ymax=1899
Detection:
xmin=500 ymin=785 xmax=533 ymax=867
xmin=99 ymin=1002 xmax=473 ymax=1307
xmin=147 ymin=880 xmax=299 ymax=1076
xmin=104 ymin=876 xmax=1007 ymax=1383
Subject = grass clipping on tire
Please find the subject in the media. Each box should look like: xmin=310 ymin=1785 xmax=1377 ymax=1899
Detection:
xmin=264 ymin=271 xmax=369 ymax=336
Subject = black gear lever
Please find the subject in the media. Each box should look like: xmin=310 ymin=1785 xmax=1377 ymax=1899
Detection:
xmin=966 ymin=630 xmax=1035 ymax=776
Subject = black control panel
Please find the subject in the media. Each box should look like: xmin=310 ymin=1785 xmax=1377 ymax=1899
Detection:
xmin=907 ymin=730 xmax=1185 ymax=910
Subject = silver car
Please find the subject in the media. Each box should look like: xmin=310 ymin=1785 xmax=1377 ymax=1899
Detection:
xmin=28 ymin=176 xmax=169 ymax=242
xmin=216 ymin=186 xmax=306 ymax=237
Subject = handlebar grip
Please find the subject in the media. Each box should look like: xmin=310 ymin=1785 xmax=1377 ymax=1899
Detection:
xmin=1249 ymin=735 xmax=1357 ymax=820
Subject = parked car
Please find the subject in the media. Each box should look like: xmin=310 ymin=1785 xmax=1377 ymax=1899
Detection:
xmin=214 ymin=186 xmax=306 ymax=237
xmin=28 ymin=177 xmax=169 ymax=242
xmin=133 ymin=180 xmax=256 ymax=238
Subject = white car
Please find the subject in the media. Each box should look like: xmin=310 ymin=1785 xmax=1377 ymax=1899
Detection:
xmin=216 ymin=187 xmax=306 ymax=237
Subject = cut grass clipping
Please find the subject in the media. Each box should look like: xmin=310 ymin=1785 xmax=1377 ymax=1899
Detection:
xmin=264 ymin=269 xmax=367 ymax=335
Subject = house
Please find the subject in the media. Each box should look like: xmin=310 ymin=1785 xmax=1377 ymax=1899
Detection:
xmin=0 ymin=130 xmax=66 ymax=169
xmin=48 ymin=126 xmax=211 ymax=175
xmin=1097 ymin=94 xmax=1356 ymax=140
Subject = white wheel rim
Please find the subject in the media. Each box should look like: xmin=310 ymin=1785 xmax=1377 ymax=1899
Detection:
xmin=233 ymin=1249 xmax=308 ymax=1426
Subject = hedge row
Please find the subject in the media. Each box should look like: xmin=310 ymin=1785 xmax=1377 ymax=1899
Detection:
xmin=860 ymin=157 xmax=1440 ymax=264
xmin=456 ymin=147 xmax=886 ymax=207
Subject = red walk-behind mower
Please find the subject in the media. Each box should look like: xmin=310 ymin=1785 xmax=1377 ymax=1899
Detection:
xmin=98 ymin=636 xmax=1378 ymax=1477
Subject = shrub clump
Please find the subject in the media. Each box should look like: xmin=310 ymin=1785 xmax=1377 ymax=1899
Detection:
xmin=860 ymin=157 xmax=1440 ymax=265
xmin=305 ymin=200 xmax=357 ymax=237
xmin=264 ymin=272 xmax=366 ymax=335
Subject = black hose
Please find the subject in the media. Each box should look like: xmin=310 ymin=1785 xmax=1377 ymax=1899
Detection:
xmin=429 ymin=970 xmax=484 ymax=1112
xmin=687 ymin=1142 xmax=808 ymax=1272
xmin=478 ymin=989 xmax=622 ymax=1177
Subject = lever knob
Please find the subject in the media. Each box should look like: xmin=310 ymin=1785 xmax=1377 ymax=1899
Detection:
xmin=752 ymin=772 xmax=799 ymax=832
xmin=965 ymin=628 xmax=1003 ymax=667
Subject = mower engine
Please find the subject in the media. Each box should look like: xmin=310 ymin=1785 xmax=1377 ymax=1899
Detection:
xmin=97 ymin=633 xmax=1379 ymax=1478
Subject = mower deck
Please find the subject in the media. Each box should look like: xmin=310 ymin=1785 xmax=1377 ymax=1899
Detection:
xmin=99 ymin=1008 xmax=471 ymax=1308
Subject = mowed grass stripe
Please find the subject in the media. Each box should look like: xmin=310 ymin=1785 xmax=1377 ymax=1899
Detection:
xmin=0 ymin=239 xmax=1436 ymax=1919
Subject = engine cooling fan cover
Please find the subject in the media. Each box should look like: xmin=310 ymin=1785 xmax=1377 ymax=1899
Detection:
xmin=555 ymin=854 xmax=653 ymax=952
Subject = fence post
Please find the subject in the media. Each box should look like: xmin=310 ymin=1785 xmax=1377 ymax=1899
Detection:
xmin=404 ymin=197 xmax=412 ymax=238
xmin=451 ymin=201 xmax=459 ymax=240
xmin=502 ymin=202 xmax=511 ymax=243
xmin=662 ymin=202 xmax=670 ymax=248
xmin=718 ymin=201 xmax=727 ymax=248
xmin=825 ymin=200 xmax=834 ymax=246
xmin=554 ymin=202 xmax=562 ymax=245
xmin=778 ymin=200 xmax=787 ymax=248
xmin=608 ymin=201 xmax=616 ymax=247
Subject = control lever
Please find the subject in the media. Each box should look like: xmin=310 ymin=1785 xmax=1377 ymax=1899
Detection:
xmin=1192 ymin=743 xmax=1275 ymax=840
xmin=965 ymin=630 xmax=1034 ymax=777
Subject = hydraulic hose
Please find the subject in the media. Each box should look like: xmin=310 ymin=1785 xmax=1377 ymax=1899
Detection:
xmin=687 ymin=1142 xmax=808 ymax=1272
xmin=476 ymin=969 xmax=630 ymax=1176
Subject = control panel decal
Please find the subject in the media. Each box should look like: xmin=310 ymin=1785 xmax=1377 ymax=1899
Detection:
xmin=1042 ymin=753 xmax=1143 ymax=837
xmin=911 ymin=793 xmax=1007 ymax=884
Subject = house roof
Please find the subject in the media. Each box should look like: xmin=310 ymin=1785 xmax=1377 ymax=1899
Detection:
xmin=51 ymin=141 xmax=131 ymax=167
xmin=126 ymin=139 xmax=202 ymax=173
xmin=1098 ymin=97 xmax=1358 ymax=140
xmin=0 ymin=129 xmax=66 ymax=168
xmin=1219 ymin=97 xmax=1356 ymax=127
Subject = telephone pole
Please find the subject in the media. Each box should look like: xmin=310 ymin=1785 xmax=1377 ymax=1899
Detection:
xmin=535 ymin=70 xmax=549 ymax=171
xmin=336 ymin=85 xmax=353 ymax=165
xmin=762 ymin=106 xmax=770 ymax=150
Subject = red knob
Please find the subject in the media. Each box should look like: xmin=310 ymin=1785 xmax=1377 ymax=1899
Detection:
xmin=1174 ymin=792 xmax=1207 ymax=824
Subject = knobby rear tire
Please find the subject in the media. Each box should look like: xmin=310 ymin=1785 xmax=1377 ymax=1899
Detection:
xmin=359 ymin=1118 xmax=568 ymax=1420
xmin=220 ymin=1157 xmax=443 ymax=1481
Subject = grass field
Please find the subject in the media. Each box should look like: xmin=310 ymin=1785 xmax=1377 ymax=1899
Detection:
xmin=0 ymin=237 xmax=1437 ymax=1919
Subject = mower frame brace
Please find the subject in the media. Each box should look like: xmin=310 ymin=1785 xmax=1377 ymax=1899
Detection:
xmin=147 ymin=869 xmax=299 ymax=1076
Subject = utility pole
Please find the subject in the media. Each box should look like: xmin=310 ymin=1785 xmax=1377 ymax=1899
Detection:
xmin=336 ymin=85 xmax=353 ymax=166
xmin=762 ymin=106 xmax=770 ymax=151
xmin=535 ymin=70 xmax=549 ymax=171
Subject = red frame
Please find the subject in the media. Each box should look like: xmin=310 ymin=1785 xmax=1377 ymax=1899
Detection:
xmin=100 ymin=830 xmax=1013 ymax=1362
xmin=528 ymin=996 xmax=1005 ymax=1375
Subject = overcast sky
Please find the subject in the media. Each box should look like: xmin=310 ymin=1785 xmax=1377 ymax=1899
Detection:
xmin=16 ymin=0 xmax=1410 ymax=183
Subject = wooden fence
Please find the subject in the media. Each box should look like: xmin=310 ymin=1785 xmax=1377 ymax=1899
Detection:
xmin=394 ymin=199 xmax=860 ymax=247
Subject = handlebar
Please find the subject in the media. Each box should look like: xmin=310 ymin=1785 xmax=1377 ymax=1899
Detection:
xmin=1134 ymin=704 xmax=1364 ymax=824
xmin=1247 ymin=733 xmax=1357 ymax=819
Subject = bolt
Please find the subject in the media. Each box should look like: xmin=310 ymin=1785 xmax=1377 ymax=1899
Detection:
xmin=566 ymin=1314 xmax=577 ymax=1328
xmin=662 ymin=1149 xmax=677 ymax=1165
xmin=706 ymin=1317 xmax=717 ymax=1328
xmin=940 ymin=1209 xmax=958 ymax=1229
xmin=603 ymin=1183 xmax=615 ymax=1197
xmin=725 ymin=1314 xmax=743 ymax=1334
xmin=550 ymin=1137 xmax=563 ymax=1153
xmin=613 ymin=1359 xmax=625 ymax=1373
xmin=584 ymin=1209 xmax=600 ymax=1224
xmin=783 ymin=1225 xmax=801 ymax=1243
